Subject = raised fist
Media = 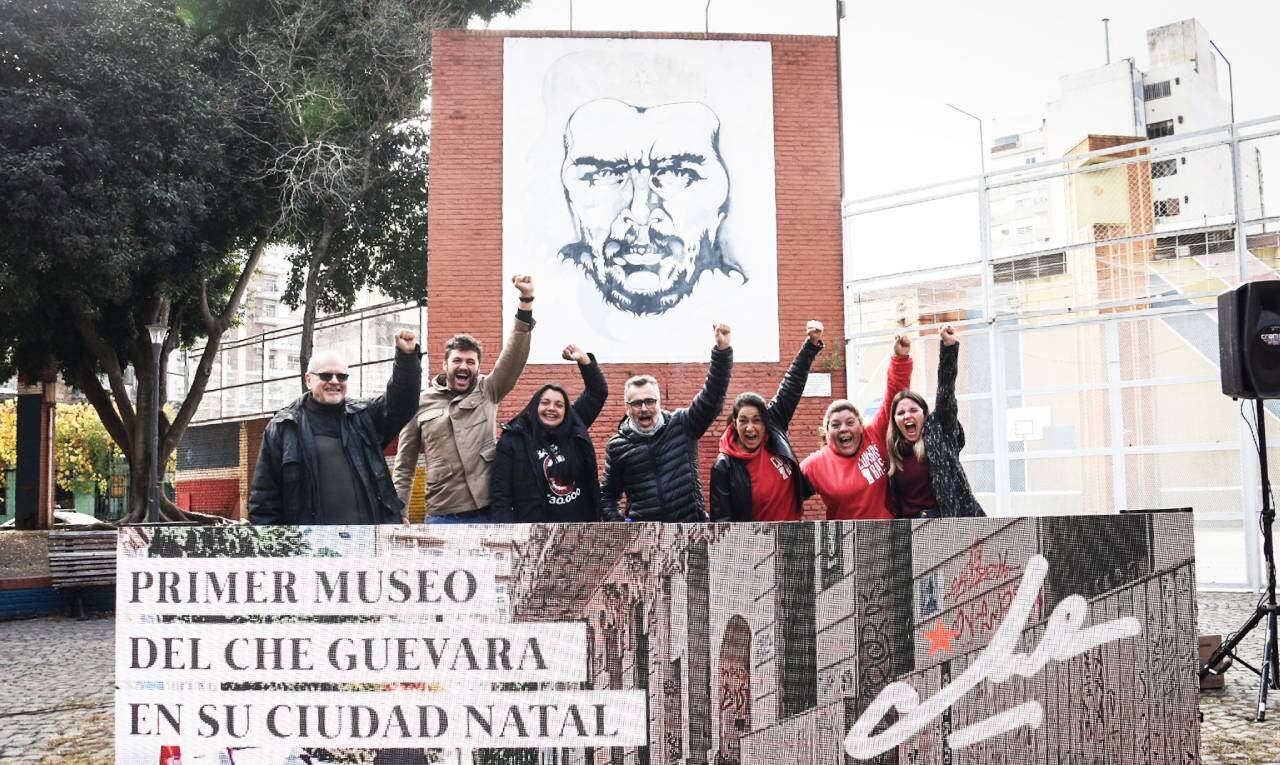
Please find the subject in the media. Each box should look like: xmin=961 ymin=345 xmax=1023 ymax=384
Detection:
xmin=806 ymin=320 xmax=824 ymax=345
xmin=893 ymin=333 xmax=912 ymax=357
xmin=940 ymin=325 xmax=959 ymax=347
xmin=713 ymin=323 xmax=732 ymax=350
xmin=394 ymin=329 xmax=417 ymax=354
xmin=511 ymin=274 xmax=535 ymax=299
xmin=562 ymin=344 xmax=590 ymax=366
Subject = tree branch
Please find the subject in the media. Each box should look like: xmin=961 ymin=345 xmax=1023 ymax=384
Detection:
xmin=161 ymin=233 xmax=271 ymax=458
xmin=77 ymin=318 xmax=136 ymax=430
xmin=75 ymin=359 xmax=132 ymax=454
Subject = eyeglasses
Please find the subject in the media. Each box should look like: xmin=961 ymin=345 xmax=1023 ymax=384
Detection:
xmin=626 ymin=398 xmax=658 ymax=410
xmin=313 ymin=372 xmax=350 ymax=382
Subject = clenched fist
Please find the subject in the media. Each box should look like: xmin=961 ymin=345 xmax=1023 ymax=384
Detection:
xmin=512 ymin=274 xmax=535 ymax=299
xmin=562 ymin=344 xmax=591 ymax=366
xmin=940 ymin=325 xmax=959 ymax=347
xmin=894 ymin=333 xmax=912 ymax=357
xmin=394 ymin=330 xmax=417 ymax=354
xmin=806 ymin=320 xmax=824 ymax=345
xmin=713 ymin=323 xmax=732 ymax=350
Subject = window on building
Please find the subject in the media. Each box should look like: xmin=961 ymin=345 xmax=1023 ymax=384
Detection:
xmin=1144 ymin=80 xmax=1172 ymax=101
xmin=1151 ymin=159 xmax=1178 ymax=178
xmin=992 ymin=252 xmax=1067 ymax=283
xmin=1154 ymin=228 xmax=1235 ymax=260
xmin=1147 ymin=120 xmax=1175 ymax=139
xmin=1154 ymin=198 xmax=1181 ymax=218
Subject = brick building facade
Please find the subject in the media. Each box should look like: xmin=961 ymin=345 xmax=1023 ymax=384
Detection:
xmin=425 ymin=30 xmax=847 ymax=518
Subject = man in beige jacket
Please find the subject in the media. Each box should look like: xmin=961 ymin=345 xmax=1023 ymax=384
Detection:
xmin=393 ymin=275 xmax=536 ymax=522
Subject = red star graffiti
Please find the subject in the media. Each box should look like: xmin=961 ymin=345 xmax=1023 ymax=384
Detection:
xmin=922 ymin=618 xmax=961 ymax=656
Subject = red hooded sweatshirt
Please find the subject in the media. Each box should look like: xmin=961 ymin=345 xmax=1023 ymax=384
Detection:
xmin=718 ymin=427 xmax=801 ymax=522
xmin=801 ymin=354 xmax=913 ymax=520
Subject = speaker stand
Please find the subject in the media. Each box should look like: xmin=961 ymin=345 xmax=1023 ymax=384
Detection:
xmin=1200 ymin=398 xmax=1280 ymax=721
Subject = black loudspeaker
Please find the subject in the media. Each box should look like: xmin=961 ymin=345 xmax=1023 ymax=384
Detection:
xmin=1219 ymin=280 xmax=1280 ymax=399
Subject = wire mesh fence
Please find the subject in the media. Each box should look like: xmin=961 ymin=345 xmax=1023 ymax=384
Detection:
xmin=178 ymin=301 xmax=425 ymax=425
xmin=842 ymin=116 xmax=1280 ymax=589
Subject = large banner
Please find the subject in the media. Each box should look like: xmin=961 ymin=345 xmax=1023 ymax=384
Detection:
xmin=502 ymin=37 xmax=781 ymax=364
xmin=117 ymin=515 xmax=1199 ymax=763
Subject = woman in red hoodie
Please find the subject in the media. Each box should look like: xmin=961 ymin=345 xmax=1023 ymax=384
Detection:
xmin=710 ymin=321 xmax=825 ymax=522
xmin=800 ymin=334 xmax=913 ymax=520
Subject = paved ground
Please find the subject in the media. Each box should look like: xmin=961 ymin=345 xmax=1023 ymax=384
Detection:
xmin=0 ymin=593 xmax=1277 ymax=765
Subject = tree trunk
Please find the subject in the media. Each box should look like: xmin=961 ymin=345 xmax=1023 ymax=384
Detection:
xmin=298 ymin=214 xmax=337 ymax=388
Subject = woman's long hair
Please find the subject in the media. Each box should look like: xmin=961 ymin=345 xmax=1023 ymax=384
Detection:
xmin=511 ymin=384 xmax=583 ymax=483
xmin=886 ymin=390 xmax=928 ymax=475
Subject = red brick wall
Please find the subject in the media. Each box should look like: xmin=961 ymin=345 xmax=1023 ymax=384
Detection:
xmin=178 ymin=477 xmax=240 ymax=519
xmin=429 ymin=31 xmax=845 ymax=519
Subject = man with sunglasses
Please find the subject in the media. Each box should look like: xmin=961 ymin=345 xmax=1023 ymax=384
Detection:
xmin=600 ymin=323 xmax=732 ymax=522
xmin=249 ymin=329 xmax=422 ymax=526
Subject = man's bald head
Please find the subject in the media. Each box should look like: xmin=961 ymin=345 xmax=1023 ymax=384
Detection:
xmin=305 ymin=350 xmax=349 ymax=405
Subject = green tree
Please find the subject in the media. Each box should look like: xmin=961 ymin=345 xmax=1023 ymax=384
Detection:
xmin=225 ymin=0 xmax=525 ymax=377
xmin=0 ymin=0 xmax=277 ymax=522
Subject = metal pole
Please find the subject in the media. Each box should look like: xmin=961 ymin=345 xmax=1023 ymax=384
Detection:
xmin=145 ymin=324 xmax=169 ymax=524
xmin=1102 ymin=18 xmax=1111 ymax=65
xmin=1210 ymin=39 xmax=1235 ymax=126
xmin=704 ymin=0 xmax=712 ymax=34
xmin=945 ymin=103 xmax=986 ymax=175
xmin=835 ymin=0 xmax=846 ymax=198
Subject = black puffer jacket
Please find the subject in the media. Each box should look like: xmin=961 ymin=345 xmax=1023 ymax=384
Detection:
xmin=490 ymin=357 xmax=608 ymax=523
xmin=249 ymin=349 xmax=421 ymax=525
xmin=600 ymin=345 xmax=732 ymax=522
xmin=710 ymin=339 xmax=820 ymax=522
xmin=889 ymin=342 xmax=986 ymax=518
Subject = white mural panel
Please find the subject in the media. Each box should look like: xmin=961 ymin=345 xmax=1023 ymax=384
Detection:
xmin=503 ymin=37 xmax=779 ymax=363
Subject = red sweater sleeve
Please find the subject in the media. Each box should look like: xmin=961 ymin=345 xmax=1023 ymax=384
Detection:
xmin=867 ymin=354 xmax=913 ymax=443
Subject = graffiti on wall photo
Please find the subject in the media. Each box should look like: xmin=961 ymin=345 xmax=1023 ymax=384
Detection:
xmin=503 ymin=38 xmax=780 ymax=363
xmin=116 ymin=515 xmax=1199 ymax=764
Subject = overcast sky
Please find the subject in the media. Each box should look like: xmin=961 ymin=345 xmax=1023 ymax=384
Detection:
xmin=473 ymin=0 xmax=1280 ymax=201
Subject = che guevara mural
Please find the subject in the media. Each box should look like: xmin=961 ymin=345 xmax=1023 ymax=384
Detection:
xmin=502 ymin=38 xmax=780 ymax=363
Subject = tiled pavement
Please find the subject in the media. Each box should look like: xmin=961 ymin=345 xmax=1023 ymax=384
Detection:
xmin=1 ymin=593 xmax=1277 ymax=765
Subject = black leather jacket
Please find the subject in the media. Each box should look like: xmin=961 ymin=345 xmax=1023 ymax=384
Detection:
xmin=600 ymin=345 xmax=732 ymax=522
xmin=710 ymin=339 xmax=820 ymax=521
xmin=249 ymin=349 xmax=421 ymax=525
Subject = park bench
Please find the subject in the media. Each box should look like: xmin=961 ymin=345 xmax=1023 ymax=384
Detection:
xmin=48 ymin=529 xmax=117 ymax=618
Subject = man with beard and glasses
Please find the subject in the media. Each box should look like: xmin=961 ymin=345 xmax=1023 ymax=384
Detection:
xmin=558 ymin=98 xmax=741 ymax=316
xmin=249 ymin=330 xmax=422 ymax=526
xmin=393 ymin=275 xmax=537 ymax=522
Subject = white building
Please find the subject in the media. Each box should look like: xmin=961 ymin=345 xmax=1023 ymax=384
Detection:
xmin=989 ymin=18 xmax=1263 ymax=257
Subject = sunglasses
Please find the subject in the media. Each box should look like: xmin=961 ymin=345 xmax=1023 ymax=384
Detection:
xmin=313 ymin=372 xmax=350 ymax=382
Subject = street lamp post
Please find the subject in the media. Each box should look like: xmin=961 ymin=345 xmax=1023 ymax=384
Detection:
xmin=945 ymin=102 xmax=986 ymax=176
xmin=145 ymin=323 xmax=169 ymax=524
xmin=1209 ymin=39 xmax=1235 ymax=126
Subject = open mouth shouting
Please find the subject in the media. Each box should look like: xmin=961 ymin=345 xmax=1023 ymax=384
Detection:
xmin=894 ymin=398 xmax=926 ymax=444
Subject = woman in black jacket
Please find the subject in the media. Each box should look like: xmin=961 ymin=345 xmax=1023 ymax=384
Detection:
xmin=710 ymin=321 xmax=824 ymax=522
xmin=886 ymin=325 xmax=986 ymax=519
xmin=490 ymin=344 xmax=607 ymax=523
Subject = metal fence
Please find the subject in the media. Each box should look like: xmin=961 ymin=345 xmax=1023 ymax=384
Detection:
xmin=842 ymin=116 xmax=1280 ymax=590
xmin=177 ymin=300 xmax=426 ymax=425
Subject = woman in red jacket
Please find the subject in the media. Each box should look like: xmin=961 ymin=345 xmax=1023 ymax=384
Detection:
xmin=800 ymin=334 xmax=912 ymax=520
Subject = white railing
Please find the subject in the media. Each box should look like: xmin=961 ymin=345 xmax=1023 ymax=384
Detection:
xmin=842 ymin=117 xmax=1280 ymax=590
